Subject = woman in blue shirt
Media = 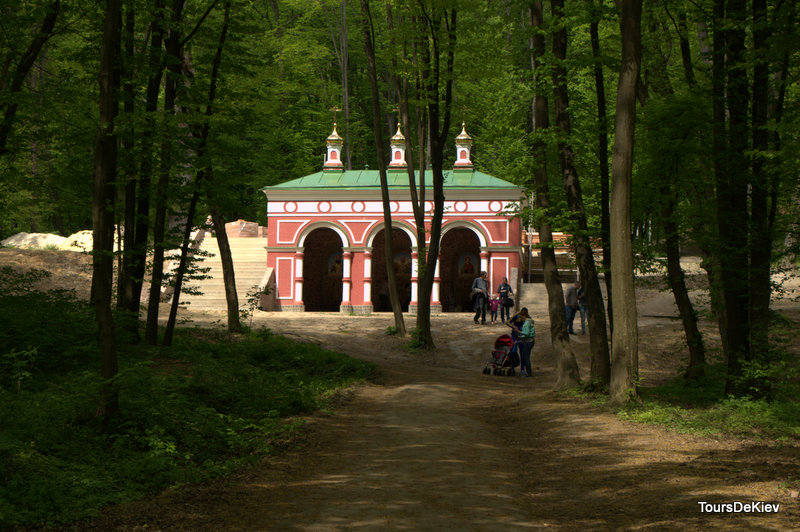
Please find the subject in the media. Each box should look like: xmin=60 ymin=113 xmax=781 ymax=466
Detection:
xmin=511 ymin=307 xmax=535 ymax=377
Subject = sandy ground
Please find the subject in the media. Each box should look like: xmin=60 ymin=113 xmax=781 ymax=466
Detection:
xmin=72 ymin=305 xmax=799 ymax=531
xmin=3 ymin=248 xmax=800 ymax=530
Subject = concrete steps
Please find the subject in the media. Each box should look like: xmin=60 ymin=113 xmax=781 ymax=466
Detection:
xmin=179 ymin=236 xmax=270 ymax=311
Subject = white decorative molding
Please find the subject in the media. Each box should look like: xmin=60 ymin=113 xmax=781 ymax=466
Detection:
xmin=276 ymin=257 xmax=294 ymax=300
xmin=475 ymin=218 xmax=510 ymax=244
xmin=276 ymin=219 xmax=311 ymax=244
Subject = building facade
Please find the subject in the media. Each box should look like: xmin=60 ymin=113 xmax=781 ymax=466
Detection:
xmin=261 ymin=124 xmax=525 ymax=313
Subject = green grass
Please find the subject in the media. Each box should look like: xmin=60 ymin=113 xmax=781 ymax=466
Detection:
xmin=0 ymin=272 xmax=375 ymax=527
xmin=619 ymin=364 xmax=800 ymax=440
xmin=564 ymin=362 xmax=800 ymax=440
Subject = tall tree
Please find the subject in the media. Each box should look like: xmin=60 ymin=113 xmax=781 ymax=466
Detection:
xmin=407 ymin=2 xmax=457 ymax=349
xmin=0 ymin=0 xmax=60 ymax=157
xmin=609 ymin=0 xmax=642 ymax=405
xmin=551 ymin=0 xmax=610 ymax=387
xmin=530 ymin=0 xmax=580 ymax=390
xmin=91 ymin=0 xmax=122 ymax=422
xmin=712 ymin=0 xmax=750 ymax=394
xmin=164 ymin=0 xmax=236 ymax=344
xmin=588 ymin=0 xmax=613 ymax=335
xmin=639 ymin=5 xmax=706 ymax=379
xmin=359 ymin=0 xmax=406 ymax=337
xmin=145 ymin=0 xmax=185 ymax=344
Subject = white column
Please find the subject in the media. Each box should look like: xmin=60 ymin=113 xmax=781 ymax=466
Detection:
xmin=364 ymin=249 xmax=373 ymax=303
xmin=342 ymin=252 xmax=352 ymax=303
xmin=432 ymin=254 xmax=441 ymax=305
xmin=294 ymin=251 xmax=304 ymax=304
xmin=410 ymin=250 xmax=419 ymax=304
xmin=480 ymin=250 xmax=489 ymax=274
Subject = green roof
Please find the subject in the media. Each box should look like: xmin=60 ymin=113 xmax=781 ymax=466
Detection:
xmin=262 ymin=168 xmax=522 ymax=191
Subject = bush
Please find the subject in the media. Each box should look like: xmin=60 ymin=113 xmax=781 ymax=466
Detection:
xmin=0 ymin=309 xmax=374 ymax=526
xmin=617 ymin=363 xmax=800 ymax=440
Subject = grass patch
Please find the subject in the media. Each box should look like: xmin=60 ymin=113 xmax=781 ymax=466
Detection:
xmin=0 ymin=273 xmax=375 ymax=527
xmin=616 ymin=364 xmax=800 ymax=440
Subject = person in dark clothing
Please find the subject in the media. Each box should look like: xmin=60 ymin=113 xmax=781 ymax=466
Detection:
xmin=577 ymin=283 xmax=587 ymax=334
xmin=497 ymin=276 xmax=514 ymax=324
xmin=471 ymin=271 xmax=489 ymax=324
xmin=565 ymin=281 xmax=580 ymax=334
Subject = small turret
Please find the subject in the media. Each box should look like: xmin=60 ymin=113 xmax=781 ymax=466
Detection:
xmin=324 ymin=123 xmax=344 ymax=169
xmin=389 ymin=123 xmax=407 ymax=168
xmin=454 ymin=122 xmax=473 ymax=169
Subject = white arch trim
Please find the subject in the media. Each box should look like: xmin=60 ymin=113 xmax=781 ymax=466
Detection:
xmin=297 ymin=220 xmax=351 ymax=247
xmin=365 ymin=219 xmax=419 ymax=248
xmin=440 ymin=220 xmax=488 ymax=247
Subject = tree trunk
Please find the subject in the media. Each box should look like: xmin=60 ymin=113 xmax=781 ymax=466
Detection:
xmin=748 ymin=0 xmax=771 ymax=363
xmin=415 ymin=8 xmax=456 ymax=350
xmin=163 ymin=186 xmax=201 ymax=346
xmin=118 ymin=2 xmax=138 ymax=336
xmin=359 ymin=0 xmax=406 ymax=336
xmin=608 ymin=0 xmax=642 ymax=405
xmin=530 ymin=1 xmax=579 ymax=390
xmin=128 ymin=0 xmax=167 ymax=329
xmin=92 ymin=0 xmax=121 ymax=423
xmin=551 ymin=0 xmax=610 ymax=386
xmin=663 ymin=193 xmax=705 ymax=378
xmin=211 ymin=204 xmax=242 ymax=332
xmin=145 ymin=0 xmax=184 ymax=345
xmin=589 ymin=12 xmax=613 ymax=336
xmin=0 ymin=0 xmax=60 ymax=157
xmin=642 ymin=8 xmax=706 ymax=379
xmin=163 ymin=0 xmax=234 ymax=342
xmin=714 ymin=0 xmax=750 ymax=394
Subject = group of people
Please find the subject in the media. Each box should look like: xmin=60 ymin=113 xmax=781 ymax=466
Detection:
xmin=471 ymin=274 xmax=591 ymax=377
xmin=471 ymin=272 xmax=534 ymax=377
xmin=470 ymin=271 xmax=514 ymax=325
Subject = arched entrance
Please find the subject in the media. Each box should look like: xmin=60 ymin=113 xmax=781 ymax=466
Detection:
xmin=303 ymin=227 xmax=344 ymax=311
xmin=439 ymin=227 xmax=482 ymax=312
xmin=370 ymin=228 xmax=413 ymax=312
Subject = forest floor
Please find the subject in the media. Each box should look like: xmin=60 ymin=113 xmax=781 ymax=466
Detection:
xmin=2 ymin=247 xmax=800 ymax=530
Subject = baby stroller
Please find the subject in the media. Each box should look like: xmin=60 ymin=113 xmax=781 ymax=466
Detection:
xmin=482 ymin=334 xmax=519 ymax=376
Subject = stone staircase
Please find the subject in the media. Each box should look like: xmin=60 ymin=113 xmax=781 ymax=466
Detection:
xmin=179 ymin=236 xmax=271 ymax=312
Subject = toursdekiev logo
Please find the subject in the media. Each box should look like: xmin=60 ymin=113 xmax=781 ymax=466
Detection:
xmin=698 ymin=501 xmax=781 ymax=513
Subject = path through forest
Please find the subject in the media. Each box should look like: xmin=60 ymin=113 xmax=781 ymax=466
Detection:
xmin=75 ymin=298 xmax=800 ymax=531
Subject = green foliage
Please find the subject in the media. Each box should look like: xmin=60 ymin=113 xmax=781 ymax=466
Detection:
xmin=404 ymin=327 xmax=427 ymax=351
xmin=615 ymin=363 xmax=800 ymax=440
xmin=0 ymin=286 xmax=375 ymax=526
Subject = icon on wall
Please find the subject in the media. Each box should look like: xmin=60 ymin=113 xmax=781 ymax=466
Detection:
xmin=328 ymin=253 xmax=343 ymax=276
xmin=459 ymin=253 xmax=477 ymax=275
xmin=394 ymin=252 xmax=412 ymax=275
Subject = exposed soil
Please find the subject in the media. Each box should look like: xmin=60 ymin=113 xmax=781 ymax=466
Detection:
xmin=3 ymin=248 xmax=800 ymax=530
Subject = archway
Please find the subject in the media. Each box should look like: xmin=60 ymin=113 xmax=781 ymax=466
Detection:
xmin=370 ymin=228 xmax=412 ymax=312
xmin=303 ymin=227 xmax=344 ymax=311
xmin=439 ymin=227 xmax=482 ymax=312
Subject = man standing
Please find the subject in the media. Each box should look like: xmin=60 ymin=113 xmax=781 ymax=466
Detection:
xmin=471 ymin=271 xmax=489 ymax=324
xmin=497 ymin=276 xmax=514 ymax=324
xmin=565 ymin=280 xmax=581 ymax=334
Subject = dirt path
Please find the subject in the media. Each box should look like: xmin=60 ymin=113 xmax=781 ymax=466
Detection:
xmin=74 ymin=310 xmax=799 ymax=531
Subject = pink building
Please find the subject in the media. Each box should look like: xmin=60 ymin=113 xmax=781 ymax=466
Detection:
xmin=261 ymin=123 xmax=525 ymax=314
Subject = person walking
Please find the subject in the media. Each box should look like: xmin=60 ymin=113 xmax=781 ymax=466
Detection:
xmin=497 ymin=277 xmax=514 ymax=324
xmin=471 ymin=271 xmax=489 ymax=324
xmin=488 ymin=295 xmax=499 ymax=324
xmin=565 ymin=281 xmax=580 ymax=334
xmin=511 ymin=307 xmax=535 ymax=377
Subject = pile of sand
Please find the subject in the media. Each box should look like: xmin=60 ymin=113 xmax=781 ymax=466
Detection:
xmin=1 ymin=230 xmax=121 ymax=252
